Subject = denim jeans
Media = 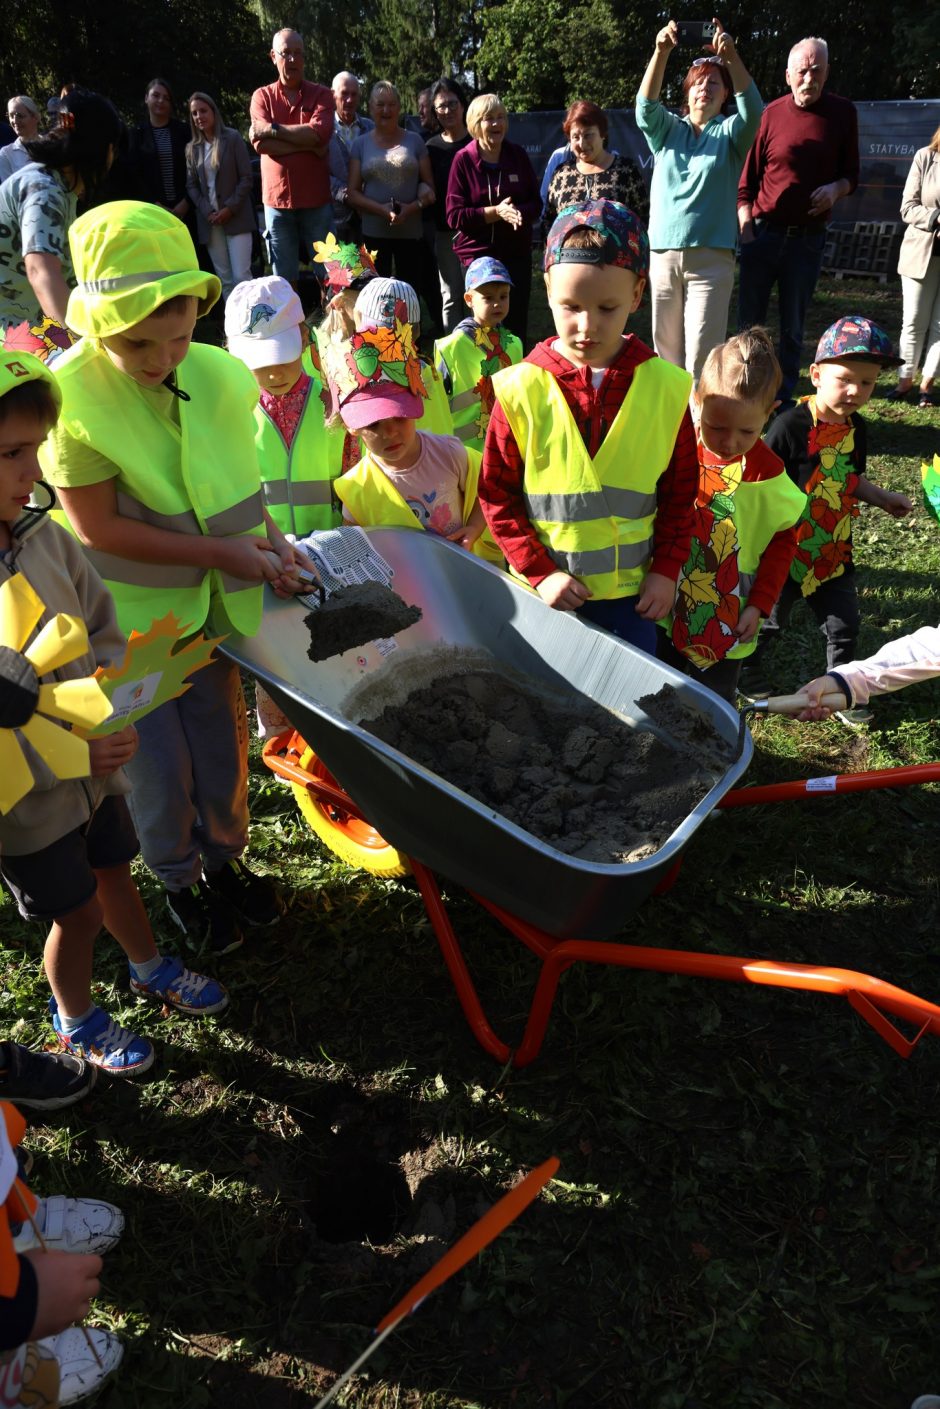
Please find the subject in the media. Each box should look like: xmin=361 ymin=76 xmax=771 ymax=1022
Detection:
xmin=263 ymin=202 xmax=333 ymax=284
xmin=577 ymin=596 xmax=657 ymax=656
xmin=738 ymin=223 xmax=826 ymax=402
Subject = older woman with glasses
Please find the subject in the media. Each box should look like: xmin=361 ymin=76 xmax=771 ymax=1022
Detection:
xmin=446 ymin=94 xmax=540 ymax=344
xmin=426 ymin=78 xmax=472 ymax=331
xmin=636 ymin=18 xmax=761 ymax=385
xmin=0 ymin=96 xmax=41 ymax=182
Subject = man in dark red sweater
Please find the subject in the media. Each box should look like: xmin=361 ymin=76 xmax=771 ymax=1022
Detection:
xmin=737 ymin=37 xmax=858 ymax=406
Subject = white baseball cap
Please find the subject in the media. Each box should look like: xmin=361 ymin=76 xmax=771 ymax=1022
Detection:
xmin=225 ymin=276 xmax=304 ymax=368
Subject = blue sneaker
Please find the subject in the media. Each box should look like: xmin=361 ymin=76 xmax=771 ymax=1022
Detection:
xmin=130 ymin=956 xmax=229 ymax=1017
xmin=50 ymin=999 xmax=154 ymax=1078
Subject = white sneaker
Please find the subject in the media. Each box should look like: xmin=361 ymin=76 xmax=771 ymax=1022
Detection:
xmin=13 ymin=1195 xmax=124 ymax=1255
xmin=37 ymin=1327 xmax=123 ymax=1404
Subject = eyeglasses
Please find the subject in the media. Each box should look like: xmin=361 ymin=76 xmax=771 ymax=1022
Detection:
xmin=691 ymin=56 xmax=723 ymax=67
xmin=275 ymin=48 xmax=304 ymax=59
xmin=434 ymin=100 xmax=459 ymax=113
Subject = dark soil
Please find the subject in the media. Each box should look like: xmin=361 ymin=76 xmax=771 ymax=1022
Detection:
xmin=304 ymin=582 xmax=422 ymax=661
xmin=361 ymin=669 xmax=731 ymax=862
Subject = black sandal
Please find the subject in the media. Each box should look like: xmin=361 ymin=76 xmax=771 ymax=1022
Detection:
xmin=918 ymin=389 xmax=938 ymax=408
xmin=885 ymin=384 xmax=916 ymax=402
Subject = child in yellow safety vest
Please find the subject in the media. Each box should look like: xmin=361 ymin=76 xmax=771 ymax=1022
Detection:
xmin=434 ymin=256 xmax=523 ymax=452
xmin=1 ymin=349 xmax=229 ymax=1078
xmin=225 ymin=275 xmax=344 ymax=739
xmin=225 ymin=276 xmax=343 ymax=539
xmin=40 ymin=201 xmax=308 ymax=958
xmin=480 ymin=199 xmax=698 ymax=655
xmin=657 ymin=328 xmax=807 ymax=703
xmin=323 ymin=321 xmax=495 ymax=557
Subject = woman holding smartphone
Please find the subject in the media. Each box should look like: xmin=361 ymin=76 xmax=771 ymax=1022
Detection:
xmin=636 ymin=17 xmax=762 ymax=386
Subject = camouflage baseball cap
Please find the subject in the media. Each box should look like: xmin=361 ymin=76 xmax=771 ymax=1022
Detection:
xmin=814 ymin=315 xmax=902 ymax=367
xmin=543 ymin=199 xmax=649 ymax=278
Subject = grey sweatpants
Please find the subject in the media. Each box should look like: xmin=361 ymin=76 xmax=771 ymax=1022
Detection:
xmin=125 ymin=653 xmax=249 ymax=889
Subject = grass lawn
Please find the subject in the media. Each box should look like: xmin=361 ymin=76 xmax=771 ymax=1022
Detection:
xmin=3 ymin=273 xmax=939 ymax=1409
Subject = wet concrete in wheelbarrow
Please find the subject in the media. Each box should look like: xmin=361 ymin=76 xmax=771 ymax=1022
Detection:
xmin=360 ymin=666 xmax=733 ymax=863
xmin=304 ymin=581 xmax=422 ymax=662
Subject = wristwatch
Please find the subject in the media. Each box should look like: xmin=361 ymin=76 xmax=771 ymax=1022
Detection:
xmin=271 ymin=122 xmax=280 ymax=137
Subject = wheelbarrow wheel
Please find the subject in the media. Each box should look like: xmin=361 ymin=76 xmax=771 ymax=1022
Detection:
xmin=293 ymin=743 xmax=411 ymax=879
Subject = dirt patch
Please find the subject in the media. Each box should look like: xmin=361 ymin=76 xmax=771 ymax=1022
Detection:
xmin=360 ymin=668 xmax=732 ymax=863
xmin=304 ymin=582 xmax=422 ymax=662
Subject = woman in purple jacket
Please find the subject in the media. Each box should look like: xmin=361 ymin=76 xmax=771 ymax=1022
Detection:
xmin=446 ymin=93 xmax=540 ymax=344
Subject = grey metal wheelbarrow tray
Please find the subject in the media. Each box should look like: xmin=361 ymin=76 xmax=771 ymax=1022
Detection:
xmin=223 ymin=529 xmax=752 ymax=940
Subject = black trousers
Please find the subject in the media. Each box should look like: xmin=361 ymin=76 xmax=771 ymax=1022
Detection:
xmin=656 ymin=630 xmax=743 ymax=705
xmin=750 ymin=574 xmax=861 ymax=674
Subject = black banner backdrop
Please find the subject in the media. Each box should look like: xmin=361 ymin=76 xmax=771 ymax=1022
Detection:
xmin=508 ymin=99 xmax=940 ymax=230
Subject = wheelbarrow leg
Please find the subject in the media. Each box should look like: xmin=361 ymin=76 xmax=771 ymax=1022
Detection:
xmin=410 ymin=861 xmax=513 ymax=1065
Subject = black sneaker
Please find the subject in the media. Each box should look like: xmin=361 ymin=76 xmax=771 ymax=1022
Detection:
xmin=202 ymin=860 xmax=284 ymax=928
xmin=0 ymin=1040 xmax=96 ymax=1111
xmin=166 ymin=881 xmax=244 ymax=956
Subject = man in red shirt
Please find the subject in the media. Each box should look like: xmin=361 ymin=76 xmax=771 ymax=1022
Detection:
xmin=249 ymin=29 xmax=334 ymax=286
xmin=737 ymin=37 xmax=859 ymax=407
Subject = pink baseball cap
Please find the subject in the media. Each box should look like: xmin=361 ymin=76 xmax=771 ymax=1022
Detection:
xmin=339 ymin=382 xmax=423 ymax=430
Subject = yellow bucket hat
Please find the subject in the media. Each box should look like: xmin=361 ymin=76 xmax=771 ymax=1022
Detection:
xmin=0 ymin=347 xmax=62 ymax=411
xmin=66 ymin=200 xmax=221 ymax=337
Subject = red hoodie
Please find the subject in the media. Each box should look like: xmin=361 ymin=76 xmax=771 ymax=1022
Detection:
xmin=480 ymin=334 xmax=698 ymax=587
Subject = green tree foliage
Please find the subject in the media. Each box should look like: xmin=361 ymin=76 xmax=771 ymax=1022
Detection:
xmin=360 ymin=0 xmax=478 ymax=108
xmin=2 ymin=0 xmax=267 ymax=128
xmin=1 ymin=0 xmax=935 ymax=132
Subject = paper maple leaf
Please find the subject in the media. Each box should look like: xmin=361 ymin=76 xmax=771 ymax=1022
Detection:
xmin=89 ymin=613 xmax=221 ymax=736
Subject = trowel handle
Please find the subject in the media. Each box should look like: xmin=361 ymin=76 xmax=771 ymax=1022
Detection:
xmin=763 ymin=690 xmax=848 ymax=715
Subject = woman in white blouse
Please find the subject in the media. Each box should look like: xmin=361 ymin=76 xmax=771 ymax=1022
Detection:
xmin=185 ymin=92 xmax=255 ymax=301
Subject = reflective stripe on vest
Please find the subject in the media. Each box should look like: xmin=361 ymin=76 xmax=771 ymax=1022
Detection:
xmin=334 ymin=443 xmax=503 ymax=566
xmin=43 ymin=340 xmax=265 ymax=638
xmin=435 ymin=327 xmax=523 ymax=452
xmin=493 ymin=357 xmax=691 ymax=598
xmin=254 ymin=379 xmax=343 ymax=537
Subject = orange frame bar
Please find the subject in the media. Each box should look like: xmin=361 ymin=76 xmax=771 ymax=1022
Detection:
xmin=265 ymin=734 xmax=940 ymax=1068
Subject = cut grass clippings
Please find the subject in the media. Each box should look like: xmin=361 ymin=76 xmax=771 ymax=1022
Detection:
xmin=1 ymin=272 xmax=939 ymax=1409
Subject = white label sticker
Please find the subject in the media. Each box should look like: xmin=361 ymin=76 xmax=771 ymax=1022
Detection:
xmin=107 ymin=671 xmax=162 ymax=720
xmin=805 ymin=775 xmax=838 ymax=793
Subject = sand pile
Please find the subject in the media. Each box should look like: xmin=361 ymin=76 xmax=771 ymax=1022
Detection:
xmin=360 ymin=668 xmax=731 ymax=863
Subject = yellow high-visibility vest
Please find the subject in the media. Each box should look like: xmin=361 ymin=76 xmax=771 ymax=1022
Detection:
xmin=44 ymin=339 xmax=265 ymax=638
xmin=493 ymin=357 xmax=691 ymax=598
xmin=254 ymin=379 xmax=343 ymax=537
xmin=435 ymin=324 xmax=523 ymax=451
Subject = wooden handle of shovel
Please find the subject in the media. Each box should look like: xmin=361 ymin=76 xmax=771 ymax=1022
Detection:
xmin=763 ymin=690 xmax=848 ymax=715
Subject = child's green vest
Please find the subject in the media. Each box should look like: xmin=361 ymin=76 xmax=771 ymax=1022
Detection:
xmin=492 ymin=358 xmax=691 ymax=598
xmin=435 ymin=325 xmax=523 ymax=450
xmin=44 ymin=340 xmax=265 ymax=639
xmin=254 ymin=380 xmax=343 ymax=537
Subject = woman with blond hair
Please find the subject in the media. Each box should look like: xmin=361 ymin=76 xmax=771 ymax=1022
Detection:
xmin=446 ymin=93 xmax=540 ymax=343
xmin=890 ymin=127 xmax=940 ymax=408
xmin=0 ymin=95 xmax=41 ymax=182
xmin=185 ymin=91 xmax=254 ymax=301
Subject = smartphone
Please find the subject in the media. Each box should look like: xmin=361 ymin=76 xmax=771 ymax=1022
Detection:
xmin=676 ymin=19 xmax=717 ymax=44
